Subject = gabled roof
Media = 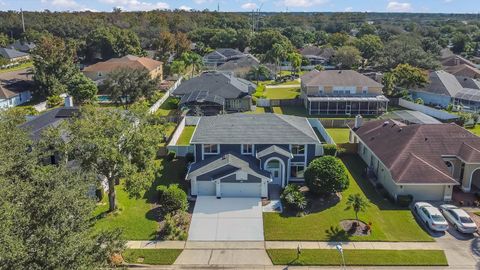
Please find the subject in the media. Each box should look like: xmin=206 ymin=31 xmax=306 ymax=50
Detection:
xmin=82 ymin=55 xmax=162 ymax=73
xmin=417 ymin=70 xmax=464 ymax=97
xmin=0 ymin=84 xmax=19 ymax=99
xmin=216 ymin=54 xmax=268 ymax=72
xmin=301 ymin=70 xmax=383 ymax=88
xmin=186 ymin=152 xmax=270 ymax=180
xmin=445 ymin=64 xmax=480 ymax=79
xmin=300 ymin=46 xmax=335 ymax=60
xmin=257 ymin=145 xmax=293 ymax=159
xmin=172 ymin=71 xmax=255 ymax=99
xmin=191 ymin=113 xmax=321 ymax=145
xmin=349 ymin=119 xmax=480 ymax=185
xmin=19 ymin=107 xmax=79 ymax=141
xmin=0 ymin=47 xmax=29 ymax=60
xmin=457 ymin=76 xmax=480 ymax=90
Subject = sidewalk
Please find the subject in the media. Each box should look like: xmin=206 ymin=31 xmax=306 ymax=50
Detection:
xmin=126 ymin=240 xmax=440 ymax=250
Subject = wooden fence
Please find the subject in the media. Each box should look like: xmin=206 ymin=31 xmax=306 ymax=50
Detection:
xmin=257 ymin=98 xmax=303 ymax=107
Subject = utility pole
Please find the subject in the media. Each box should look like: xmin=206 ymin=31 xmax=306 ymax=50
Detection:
xmin=217 ymin=2 xmax=219 ymax=12
xmin=21 ymin=9 xmax=25 ymax=33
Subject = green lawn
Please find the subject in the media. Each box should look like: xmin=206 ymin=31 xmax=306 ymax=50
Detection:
xmin=264 ymin=87 xmax=300 ymax=99
xmin=267 ymin=249 xmax=448 ymax=266
xmin=93 ymin=158 xmax=187 ymax=240
xmin=155 ymin=97 xmax=179 ymax=117
xmin=326 ymin=128 xmax=350 ymax=144
xmin=465 ymin=124 xmax=480 ymax=136
xmin=263 ymin=155 xmax=432 ymax=242
xmin=123 ymin=249 xmax=182 ymax=265
xmin=176 ymin=126 xmax=195 ymax=145
xmin=272 ymin=106 xmax=310 ymax=117
xmin=0 ymin=62 xmax=33 ymax=73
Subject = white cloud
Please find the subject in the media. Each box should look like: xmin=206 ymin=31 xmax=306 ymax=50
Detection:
xmin=279 ymin=0 xmax=329 ymax=8
xmin=344 ymin=6 xmax=353 ymax=12
xmin=41 ymin=0 xmax=95 ymax=11
xmin=179 ymin=5 xmax=192 ymax=11
xmin=386 ymin=1 xmax=412 ymax=12
xmin=241 ymin=2 xmax=258 ymax=9
xmin=99 ymin=0 xmax=169 ymax=11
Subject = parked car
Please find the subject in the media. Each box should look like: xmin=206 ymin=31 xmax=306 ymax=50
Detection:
xmin=439 ymin=204 xmax=478 ymax=234
xmin=413 ymin=202 xmax=449 ymax=232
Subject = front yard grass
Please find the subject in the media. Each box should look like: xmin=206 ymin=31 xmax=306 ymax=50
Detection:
xmin=176 ymin=126 xmax=195 ymax=145
xmin=264 ymin=86 xmax=300 ymax=99
xmin=263 ymin=155 xmax=432 ymax=242
xmin=326 ymin=128 xmax=350 ymax=144
xmin=93 ymin=158 xmax=187 ymax=240
xmin=123 ymin=249 xmax=182 ymax=265
xmin=267 ymin=249 xmax=447 ymax=266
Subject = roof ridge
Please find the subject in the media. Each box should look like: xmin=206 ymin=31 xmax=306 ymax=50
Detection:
xmin=277 ymin=114 xmax=319 ymax=142
xmin=396 ymin=153 xmax=455 ymax=183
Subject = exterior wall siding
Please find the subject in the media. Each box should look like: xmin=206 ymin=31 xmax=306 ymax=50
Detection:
xmin=411 ymin=91 xmax=451 ymax=108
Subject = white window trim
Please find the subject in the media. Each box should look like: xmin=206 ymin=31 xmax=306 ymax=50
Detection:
xmin=291 ymin=144 xmax=306 ymax=157
xmin=203 ymin=144 xmax=220 ymax=155
xmin=290 ymin=162 xmax=306 ymax=179
xmin=241 ymin=144 xmax=254 ymax=155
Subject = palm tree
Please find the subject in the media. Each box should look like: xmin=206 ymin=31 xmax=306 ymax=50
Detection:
xmin=181 ymin=52 xmax=203 ymax=77
xmin=345 ymin=193 xmax=369 ymax=221
xmin=248 ymin=65 xmax=271 ymax=85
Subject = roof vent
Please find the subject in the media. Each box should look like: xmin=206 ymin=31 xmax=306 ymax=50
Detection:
xmin=382 ymin=121 xmax=389 ymax=127
xmin=425 ymin=137 xmax=428 ymax=141
xmin=398 ymin=128 xmax=403 ymax=132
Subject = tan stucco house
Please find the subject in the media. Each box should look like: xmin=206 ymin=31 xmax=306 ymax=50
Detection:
xmin=82 ymin=55 xmax=163 ymax=83
xmin=349 ymin=118 xmax=480 ymax=201
xmin=301 ymin=70 xmax=388 ymax=115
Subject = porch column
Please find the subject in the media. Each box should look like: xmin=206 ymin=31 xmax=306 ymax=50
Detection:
xmin=215 ymin=179 xmax=221 ymax=198
xmin=261 ymin=179 xmax=268 ymax=198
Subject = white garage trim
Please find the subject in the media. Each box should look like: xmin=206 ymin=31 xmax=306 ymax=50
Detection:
xmin=220 ymin=182 xmax=262 ymax=198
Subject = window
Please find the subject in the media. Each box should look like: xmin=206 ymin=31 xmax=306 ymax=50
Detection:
xmin=291 ymin=144 xmax=305 ymax=155
xmin=203 ymin=144 xmax=219 ymax=154
xmin=290 ymin=164 xmax=305 ymax=178
xmin=318 ymin=86 xmax=324 ymax=95
xmin=460 ymin=163 xmax=465 ymax=181
xmin=241 ymin=144 xmax=253 ymax=155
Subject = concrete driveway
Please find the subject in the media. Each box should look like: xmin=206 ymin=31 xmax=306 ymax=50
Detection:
xmin=188 ymin=196 xmax=264 ymax=241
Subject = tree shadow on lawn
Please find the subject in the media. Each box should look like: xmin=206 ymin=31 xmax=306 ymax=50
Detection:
xmin=325 ymin=225 xmax=351 ymax=241
xmin=340 ymin=154 xmax=406 ymax=211
xmin=144 ymin=158 xmax=188 ymax=205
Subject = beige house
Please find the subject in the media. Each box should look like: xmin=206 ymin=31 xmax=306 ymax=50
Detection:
xmin=82 ymin=55 xmax=163 ymax=82
xmin=349 ymin=118 xmax=480 ymax=201
xmin=301 ymin=70 xmax=388 ymax=115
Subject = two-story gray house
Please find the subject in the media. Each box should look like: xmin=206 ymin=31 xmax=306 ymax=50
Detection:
xmin=185 ymin=114 xmax=323 ymax=198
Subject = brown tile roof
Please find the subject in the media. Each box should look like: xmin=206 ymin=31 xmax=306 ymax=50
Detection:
xmin=301 ymin=70 xmax=383 ymax=88
xmin=83 ymin=55 xmax=162 ymax=73
xmin=349 ymin=119 xmax=480 ymax=185
xmin=445 ymin=64 xmax=480 ymax=79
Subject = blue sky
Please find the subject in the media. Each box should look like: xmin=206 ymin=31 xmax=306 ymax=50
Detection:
xmin=0 ymin=0 xmax=479 ymax=13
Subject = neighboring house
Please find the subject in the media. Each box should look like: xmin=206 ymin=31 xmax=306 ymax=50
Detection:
xmin=349 ymin=119 xmax=480 ymax=201
xmin=203 ymin=48 xmax=245 ymax=67
xmin=172 ymin=71 xmax=255 ymax=115
xmin=445 ymin=64 xmax=480 ymax=79
xmin=300 ymin=70 xmax=388 ymax=115
xmin=216 ymin=54 xmax=274 ymax=79
xmin=0 ymin=47 xmax=30 ymax=66
xmin=7 ymin=40 xmax=36 ymax=53
xmin=300 ymin=46 xmax=335 ymax=66
xmin=185 ymin=113 xmax=323 ymax=198
xmin=82 ymin=55 xmax=163 ymax=83
xmin=441 ymin=49 xmax=480 ymax=79
xmin=0 ymin=68 xmax=34 ymax=108
xmin=410 ymin=70 xmax=480 ymax=111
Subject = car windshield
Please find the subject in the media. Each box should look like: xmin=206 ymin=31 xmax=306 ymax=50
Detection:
xmin=459 ymin=216 xmax=474 ymax=223
xmin=431 ymin=214 xmax=445 ymax=222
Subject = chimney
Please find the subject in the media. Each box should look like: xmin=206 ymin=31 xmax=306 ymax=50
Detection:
xmin=354 ymin=114 xmax=363 ymax=128
xmin=64 ymin=95 xmax=73 ymax=108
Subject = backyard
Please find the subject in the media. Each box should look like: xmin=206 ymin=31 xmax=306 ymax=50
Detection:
xmin=176 ymin=126 xmax=195 ymax=145
xmin=155 ymin=97 xmax=179 ymax=117
xmin=326 ymin=128 xmax=350 ymax=144
xmin=93 ymin=158 xmax=187 ymax=240
xmin=263 ymin=155 xmax=432 ymax=242
xmin=264 ymin=86 xmax=301 ymax=99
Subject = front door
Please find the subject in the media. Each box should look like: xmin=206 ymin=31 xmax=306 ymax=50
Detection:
xmin=266 ymin=159 xmax=282 ymax=185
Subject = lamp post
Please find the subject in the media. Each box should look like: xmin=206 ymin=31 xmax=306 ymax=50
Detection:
xmin=336 ymin=244 xmax=346 ymax=269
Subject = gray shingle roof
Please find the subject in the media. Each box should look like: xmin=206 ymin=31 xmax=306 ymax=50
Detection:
xmin=7 ymin=40 xmax=36 ymax=52
xmin=190 ymin=113 xmax=320 ymax=144
xmin=19 ymin=107 xmax=79 ymax=141
xmin=417 ymin=71 xmax=463 ymax=97
xmin=172 ymin=71 xmax=255 ymax=99
xmin=301 ymin=70 xmax=383 ymax=88
xmin=0 ymin=47 xmax=29 ymax=60
xmin=186 ymin=152 xmax=270 ymax=180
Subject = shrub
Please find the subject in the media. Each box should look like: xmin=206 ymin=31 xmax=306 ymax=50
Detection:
xmin=280 ymin=184 xmax=307 ymax=212
xmin=304 ymin=156 xmax=349 ymax=196
xmin=336 ymin=146 xmax=347 ymax=156
xmin=162 ymin=211 xmax=189 ymax=240
xmin=157 ymin=184 xmax=188 ymax=213
xmin=47 ymin=95 xmax=63 ymax=107
xmin=323 ymin=144 xmax=337 ymax=156
xmin=166 ymin=150 xmax=176 ymax=161
xmin=396 ymin=194 xmax=413 ymax=207
xmin=95 ymin=187 xmax=104 ymax=202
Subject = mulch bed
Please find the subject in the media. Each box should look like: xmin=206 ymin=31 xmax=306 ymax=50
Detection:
xmin=340 ymin=219 xmax=371 ymax=236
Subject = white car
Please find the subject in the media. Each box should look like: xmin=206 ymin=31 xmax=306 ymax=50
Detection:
xmin=440 ymin=204 xmax=478 ymax=234
xmin=413 ymin=202 xmax=449 ymax=232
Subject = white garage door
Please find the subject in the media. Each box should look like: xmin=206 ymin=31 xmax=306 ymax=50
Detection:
xmin=197 ymin=181 xmax=215 ymax=196
xmin=221 ymin=183 xmax=261 ymax=197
